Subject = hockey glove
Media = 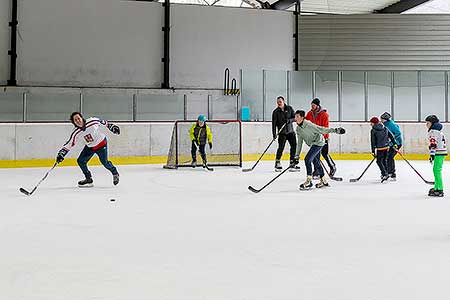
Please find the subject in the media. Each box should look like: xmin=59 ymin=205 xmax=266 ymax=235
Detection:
xmin=107 ymin=123 xmax=121 ymax=135
xmin=393 ymin=144 xmax=399 ymax=149
xmin=209 ymin=142 xmax=213 ymax=150
xmin=429 ymin=154 xmax=435 ymax=164
xmin=56 ymin=148 xmax=68 ymax=163
xmin=334 ymin=127 xmax=346 ymax=134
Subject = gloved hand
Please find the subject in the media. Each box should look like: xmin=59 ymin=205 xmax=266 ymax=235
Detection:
xmin=107 ymin=123 xmax=120 ymax=135
xmin=393 ymin=144 xmax=399 ymax=149
xmin=334 ymin=127 xmax=346 ymax=134
xmin=209 ymin=142 xmax=212 ymax=150
xmin=56 ymin=148 xmax=68 ymax=164
xmin=273 ymin=134 xmax=277 ymax=140
xmin=429 ymin=154 xmax=435 ymax=164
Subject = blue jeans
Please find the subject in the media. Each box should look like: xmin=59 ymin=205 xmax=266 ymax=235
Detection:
xmin=305 ymin=145 xmax=324 ymax=177
xmin=191 ymin=141 xmax=206 ymax=162
xmin=77 ymin=143 xmax=118 ymax=179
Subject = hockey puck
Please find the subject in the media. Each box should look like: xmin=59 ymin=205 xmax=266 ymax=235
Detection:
xmin=110 ymin=198 xmax=116 ymax=202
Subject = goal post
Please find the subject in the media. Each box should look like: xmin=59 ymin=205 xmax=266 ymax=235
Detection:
xmin=164 ymin=120 xmax=242 ymax=169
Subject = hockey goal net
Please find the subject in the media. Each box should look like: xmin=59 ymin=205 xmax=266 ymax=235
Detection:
xmin=164 ymin=120 xmax=242 ymax=168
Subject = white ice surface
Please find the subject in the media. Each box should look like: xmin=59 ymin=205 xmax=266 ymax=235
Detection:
xmin=1 ymin=160 xmax=450 ymax=300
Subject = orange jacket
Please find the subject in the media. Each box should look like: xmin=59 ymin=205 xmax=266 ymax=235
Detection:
xmin=305 ymin=108 xmax=330 ymax=139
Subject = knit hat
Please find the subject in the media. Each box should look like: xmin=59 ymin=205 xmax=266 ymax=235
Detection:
xmin=311 ymin=98 xmax=320 ymax=106
xmin=380 ymin=112 xmax=391 ymax=120
xmin=370 ymin=117 xmax=380 ymax=124
xmin=425 ymin=115 xmax=439 ymax=124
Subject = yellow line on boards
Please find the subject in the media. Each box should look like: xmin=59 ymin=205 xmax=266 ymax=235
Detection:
xmin=0 ymin=153 xmax=441 ymax=168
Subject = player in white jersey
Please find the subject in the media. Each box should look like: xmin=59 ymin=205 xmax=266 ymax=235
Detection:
xmin=56 ymin=112 xmax=121 ymax=187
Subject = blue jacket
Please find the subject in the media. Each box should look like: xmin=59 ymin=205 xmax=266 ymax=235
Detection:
xmin=383 ymin=120 xmax=402 ymax=147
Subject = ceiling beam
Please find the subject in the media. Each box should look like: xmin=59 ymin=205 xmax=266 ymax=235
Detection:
xmin=269 ymin=0 xmax=302 ymax=10
xmin=375 ymin=0 xmax=432 ymax=13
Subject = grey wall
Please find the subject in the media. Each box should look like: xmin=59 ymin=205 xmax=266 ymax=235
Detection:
xmin=5 ymin=1 xmax=293 ymax=88
xmin=299 ymin=14 xmax=450 ymax=71
xmin=17 ymin=0 xmax=163 ymax=87
xmin=171 ymin=5 xmax=294 ymax=89
xmin=0 ymin=0 xmax=9 ymax=85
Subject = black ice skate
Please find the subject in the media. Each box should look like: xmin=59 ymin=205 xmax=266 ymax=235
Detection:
xmin=389 ymin=173 xmax=397 ymax=181
xmin=381 ymin=175 xmax=389 ymax=183
xmin=289 ymin=161 xmax=301 ymax=172
xmin=299 ymin=176 xmax=313 ymax=190
xmin=429 ymin=189 xmax=444 ymax=197
xmin=191 ymin=160 xmax=197 ymax=168
xmin=113 ymin=174 xmax=120 ymax=186
xmin=275 ymin=160 xmax=282 ymax=172
xmin=78 ymin=177 xmax=93 ymax=188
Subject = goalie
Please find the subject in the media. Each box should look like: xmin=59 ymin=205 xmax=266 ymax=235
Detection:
xmin=190 ymin=115 xmax=213 ymax=168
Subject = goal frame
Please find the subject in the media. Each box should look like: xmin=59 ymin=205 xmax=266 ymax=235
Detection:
xmin=164 ymin=119 xmax=243 ymax=169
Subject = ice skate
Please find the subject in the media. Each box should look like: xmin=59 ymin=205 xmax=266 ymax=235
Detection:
xmin=299 ymin=176 xmax=313 ymax=190
xmin=78 ymin=177 xmax=93 ymax=188
xmin=315 ymin=177 xmax=330 ymax=188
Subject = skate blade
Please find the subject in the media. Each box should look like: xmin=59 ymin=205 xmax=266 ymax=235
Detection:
xmin=78 ymin=183 xmax=94 ymax=188
xmin=275 ymin=169 xmax=283 ymax=172
xmin=289 ymin=169 xmax=301 ymax=172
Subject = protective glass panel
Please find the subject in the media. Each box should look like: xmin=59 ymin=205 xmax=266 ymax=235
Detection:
xmin=83 ymin=92 xmax=133 ymax=121
xmin=290 ymin=71 xmax=313 ymax=111
xmin=186 ymin=94 xmax=208 ymax=120
xmin=421 ymin=71 xmax=445 ymax=121
xmin=0 ymin=90 xmax=23 ymax=122
xmin=211 ymin=95 xmax=238 ymax=120
xmin=315 ymin=71 xmax=338 ymax=121
xmin=26 ymin=91 xmax=80 ymax=121
xmin=136 ymin=94 xmax=184 ymax=121
xmin=342 ymin=71 xmax=365 ymax=121
xmin=394 ymin=71 xmax=418 ymax=121
xmin=241 ymin=70 xmax=263 ymax=121
xmin=368 ymin=71 xmax=391 ymax=120
xmin=265 ymin=70 xmax=287 ymax=121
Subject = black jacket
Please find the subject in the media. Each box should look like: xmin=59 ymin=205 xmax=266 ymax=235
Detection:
xmin=272 ymin=105 xmax=295 ymax=138
xmin=371 ymin=123 xmax=395 ymax=153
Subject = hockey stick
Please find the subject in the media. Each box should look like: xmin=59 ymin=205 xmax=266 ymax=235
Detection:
xmin=242 ymin=123 xmax=286 ymax=172
xmin=394 ymin=149 xmax=434 ymax=185
xmin=19 ymin=162 xmax=57 ymax=196
xmin=349 ymin=158 xmax=375 ymax=183
xmin=320 ymin=160 xmax=343 ymax=181
xmin=248 ymin=165 xmax=292 ymax=193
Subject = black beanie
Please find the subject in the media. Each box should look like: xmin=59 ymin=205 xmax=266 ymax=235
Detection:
xmin=311 ymin=98 xmax=320 ymax=106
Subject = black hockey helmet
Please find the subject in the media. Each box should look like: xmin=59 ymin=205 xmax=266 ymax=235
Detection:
xmin=380 ymin=112 xmax=391 ymax=121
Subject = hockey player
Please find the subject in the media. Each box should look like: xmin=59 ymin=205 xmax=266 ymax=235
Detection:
xmin=305 ymin=98 xmax=337 ymax=177
xmin=293 ymin=110 xmax=345 ymax=190
xmin=380 ymin=112 xmax=403 ymax=180
xmin=370 ymin=117 xmax=396 ymax=183
xmin=190 ymin=115 xmax=212 ymax=168
xmin=271 ymin=96 xmax=298 ymax=172
xmin=425 ymin=115 xmax=447 ymax=197
xmin=56 ymin=112 xmax=120 ymax=187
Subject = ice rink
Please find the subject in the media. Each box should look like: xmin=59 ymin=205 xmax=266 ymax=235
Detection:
xmin=2 ymin=160 xmax=450 ymax=300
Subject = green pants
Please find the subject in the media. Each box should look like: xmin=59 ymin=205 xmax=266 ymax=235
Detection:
xmin=433 ymin=155 xmax=445 ymax=190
